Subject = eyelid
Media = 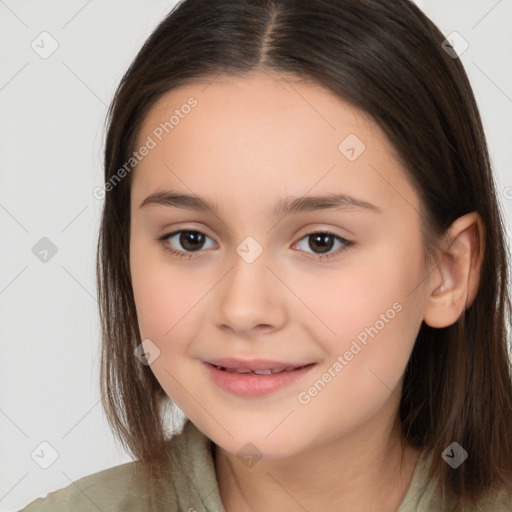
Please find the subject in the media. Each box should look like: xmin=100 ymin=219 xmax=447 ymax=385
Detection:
xmin=295 ymin=225 xmax=352 ymax=243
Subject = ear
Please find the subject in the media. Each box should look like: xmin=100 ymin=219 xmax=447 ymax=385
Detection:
xmin=423 ymin=212 xmax=485 ymax=329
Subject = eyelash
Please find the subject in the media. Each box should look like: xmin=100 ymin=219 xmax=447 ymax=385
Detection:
xmin=156 ymin=229 xmax=354 ymax=261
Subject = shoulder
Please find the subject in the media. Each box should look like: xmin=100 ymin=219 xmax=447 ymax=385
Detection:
xmin=428 ymin=476 xmax=512 ymax=511
xmin=445 ymin=488 xmax=512 ymax=512
xmin=470 ymin=487 xmax=512 ymax=511
xmin=18 ymin=419 xmax=222 ymax=512
xmin=400 ymin=449 xmax=512 ymax=512
xmin=19 ymin=458 xmax=177 ymax=512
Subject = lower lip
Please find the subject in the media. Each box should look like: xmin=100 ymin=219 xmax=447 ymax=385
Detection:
xmin=203 ymin=362 xmax=316 ymax=397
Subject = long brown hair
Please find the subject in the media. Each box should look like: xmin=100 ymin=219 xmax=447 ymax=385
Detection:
xmin=96 ymin=0 xmax=512 ymax=507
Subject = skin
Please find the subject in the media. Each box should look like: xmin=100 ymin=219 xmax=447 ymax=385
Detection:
xmin=129 ymin=71 xmax=484 ymax=512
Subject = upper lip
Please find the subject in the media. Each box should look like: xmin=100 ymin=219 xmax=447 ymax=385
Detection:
xmin=204 ymin=357 xmax=314 ymax=372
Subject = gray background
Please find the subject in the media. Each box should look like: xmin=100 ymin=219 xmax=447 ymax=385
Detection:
xmin=1 ymin=1 xmax=511 ymax=510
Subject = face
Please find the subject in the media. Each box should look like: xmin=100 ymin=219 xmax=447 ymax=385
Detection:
xmin=129 ymin=71 xmax=430 ymax=459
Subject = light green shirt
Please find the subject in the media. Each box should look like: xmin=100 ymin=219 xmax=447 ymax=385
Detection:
xmin=19 ymin=419 xmax=511 ymax=511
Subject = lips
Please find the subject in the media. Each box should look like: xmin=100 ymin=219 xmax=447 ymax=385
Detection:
xmin=209 ymin=364 xmax=304 ymax=375
xmin=203 ymin=359 xmax=317 ymax=396
xmin=204 ymin=357 xmax=314 ymax=374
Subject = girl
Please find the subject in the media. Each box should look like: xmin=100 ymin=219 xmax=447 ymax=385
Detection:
xmin=20 ymin=0 xmax=512 ymax=511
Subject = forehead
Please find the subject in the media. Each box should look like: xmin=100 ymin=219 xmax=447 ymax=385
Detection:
xmin=131 ymin=71 xmax=418 ymax=215
xmin=136 ymin=71 xmax=376 ymax=146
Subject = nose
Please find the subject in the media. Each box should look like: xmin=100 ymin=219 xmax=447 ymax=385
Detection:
xmin=213 ymin=248 xmax=288 ymax=337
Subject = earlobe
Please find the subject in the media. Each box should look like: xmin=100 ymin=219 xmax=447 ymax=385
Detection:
xmin=423 ymin=212 xmax=485 ymax=329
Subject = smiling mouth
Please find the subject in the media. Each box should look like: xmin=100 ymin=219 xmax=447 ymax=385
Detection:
xmin=208 ymin=363 xmax=314 ymax=375
xmin=203 ymin=361 xmax=317 ymax=396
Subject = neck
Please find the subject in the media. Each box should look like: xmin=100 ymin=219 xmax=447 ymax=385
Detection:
xmin=214 ymin=412 xmax=420 ymax=512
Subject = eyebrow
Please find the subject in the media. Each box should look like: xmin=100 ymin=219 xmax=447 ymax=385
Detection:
xmin=139 ymin=190 xmax=382 ymax=216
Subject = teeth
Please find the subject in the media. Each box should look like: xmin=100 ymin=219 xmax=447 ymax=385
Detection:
xmin=213 ymin=364 xmax=303 ymax=374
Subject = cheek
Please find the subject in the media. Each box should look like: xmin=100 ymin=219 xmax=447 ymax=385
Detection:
xmin=130 ymin=232 xmax=200 ymax=339
xmin=292 ymin=254 xmax=415 ymax=346
xmin=130 ymin=253 xmax=205 ymax=408
xmin=295 ymin=238 xmax=424 ymax=389
xmin=129 ymin=238 xmax=215 ymax=392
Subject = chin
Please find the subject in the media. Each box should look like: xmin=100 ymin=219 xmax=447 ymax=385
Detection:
xmin=210 ymin=424 xmax=306 ymax=460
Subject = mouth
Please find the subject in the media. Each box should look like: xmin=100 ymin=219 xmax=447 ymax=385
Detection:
xmin=207 ymin=363 xmax=313 ymax=375
xmin=202 ymin=359 xmax=317 ymax=397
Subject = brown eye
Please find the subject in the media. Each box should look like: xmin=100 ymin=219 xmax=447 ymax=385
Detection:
xmin=307 ymin=233 xmax=336 ymax=254
xmin=294 ymin=230 xmax=352 ymax=259
xmin=158 ymin=229 xmax=216 ymax=257
xmin=157 ymin=228 xmax=353 ymax=261
xmin=179 ymin=230 xmax=206 ymax=251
